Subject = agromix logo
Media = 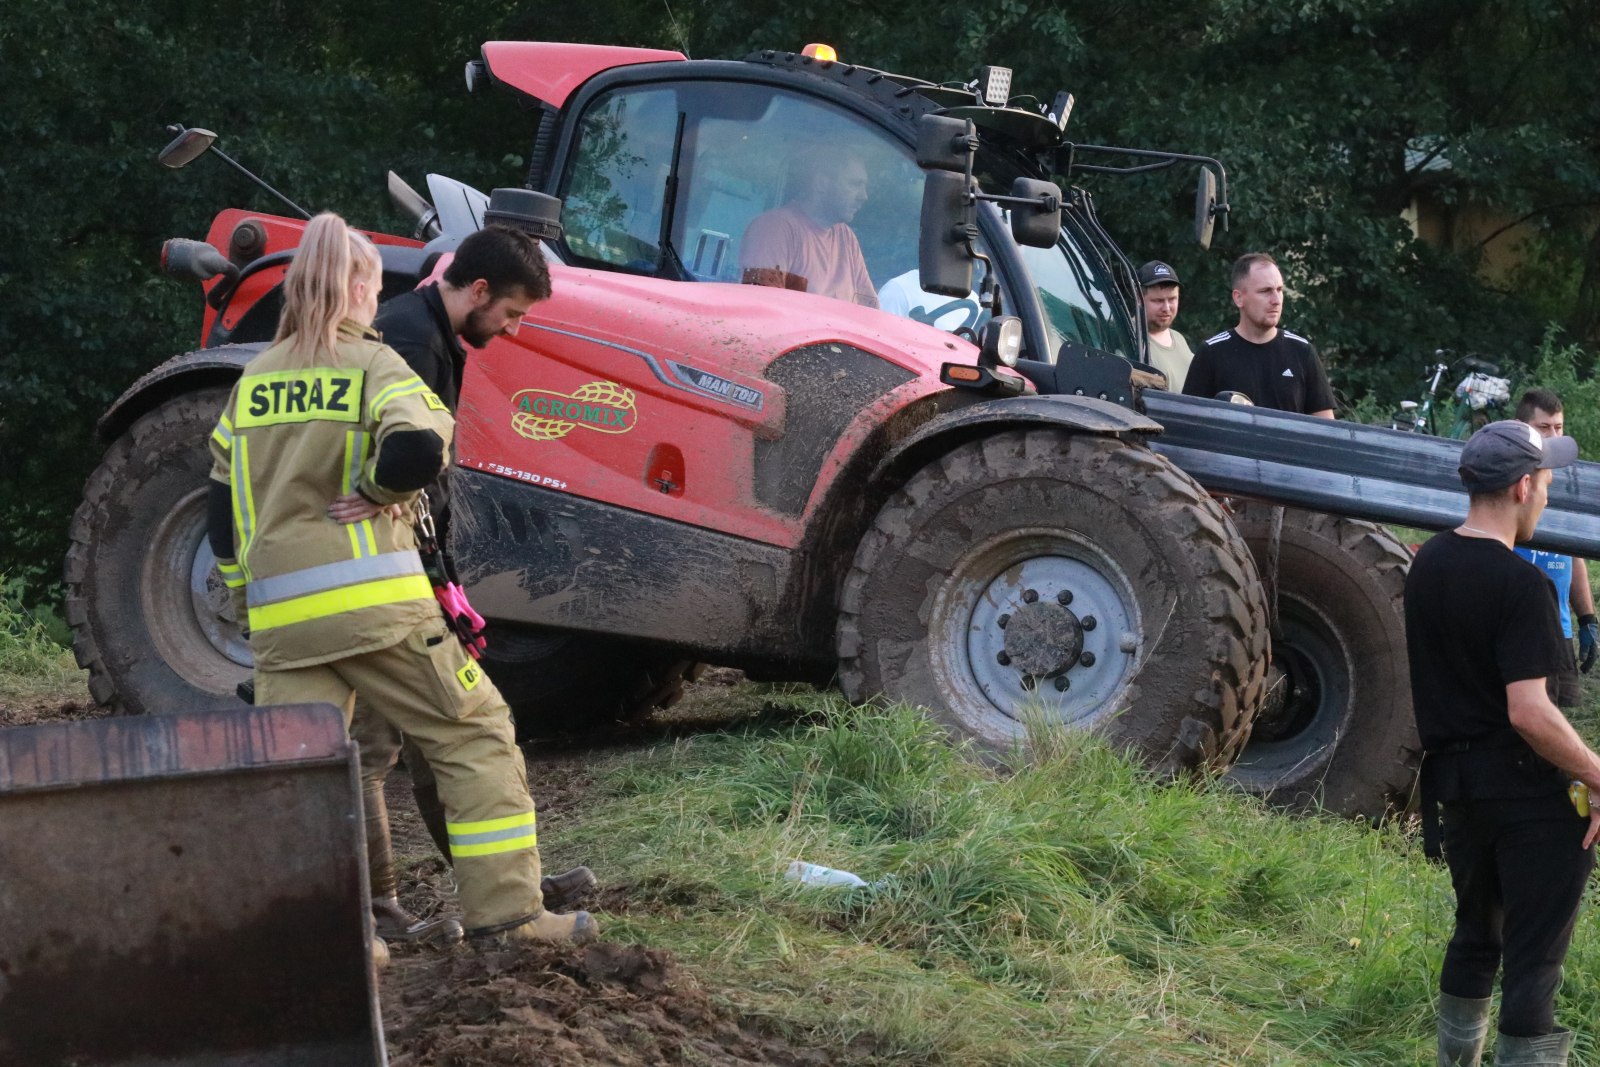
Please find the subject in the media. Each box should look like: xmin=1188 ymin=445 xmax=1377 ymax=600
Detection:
xmin=511 ymin=381 xmax=637 ymax=442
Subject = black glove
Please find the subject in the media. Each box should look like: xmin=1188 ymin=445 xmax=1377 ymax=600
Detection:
xmin=1579 ymin=614 xmax=1598 ymax=674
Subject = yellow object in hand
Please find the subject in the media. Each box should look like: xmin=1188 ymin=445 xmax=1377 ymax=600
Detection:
xmin=1570 ymin=781 xmax=1590 ymax=817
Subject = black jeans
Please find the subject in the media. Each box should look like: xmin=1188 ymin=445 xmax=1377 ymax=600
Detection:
xmin=1440 ymin=791 xmax=1594 ymax=1036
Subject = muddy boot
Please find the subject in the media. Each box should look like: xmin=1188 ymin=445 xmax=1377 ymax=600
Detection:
xmin=1492 ymin=1029 xmax=1572 ymax=1066
xmin=364 ymin=780 xmax=464 ymax=946
xmin=1436 ymin=993 xmax=1490 ymax=1065
xmin=469 ymin=909 xmax=601 ymax=949
xmin=541 ymin=866 xmax=598 ymax=911
xmin=372 ymin=934 xmax=391 ymax=972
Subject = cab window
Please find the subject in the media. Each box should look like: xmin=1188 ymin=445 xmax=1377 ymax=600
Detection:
xmin=559 ymin=80 xmax=930 ymax=312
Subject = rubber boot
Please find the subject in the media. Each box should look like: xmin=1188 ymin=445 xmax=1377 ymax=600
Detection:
xmin=363 ymin=780 xmax=464 ymax=945
xmin=541 ymin=866 xmax=598 ymax=911
xmin=1492 ymin=1029 xmax=1572 ymax=1066
xmin=1436 ymin=993 xmax=1490 ymax=1066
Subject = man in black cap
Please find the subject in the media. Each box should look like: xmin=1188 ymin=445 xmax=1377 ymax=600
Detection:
xmin=1137 ymin=260 xmax=1191 ymax=390
xmin=1405 ymin=420 xmax=1600 ymax=1066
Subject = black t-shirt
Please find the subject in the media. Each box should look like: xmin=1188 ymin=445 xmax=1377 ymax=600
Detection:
xmin=1182 ymin=328 xmax=1334 ymax=414
xmin=374 ymin=283 xmax=467 ymax=409
xmin=1404 ymin=531 xmax=1566 ymax=749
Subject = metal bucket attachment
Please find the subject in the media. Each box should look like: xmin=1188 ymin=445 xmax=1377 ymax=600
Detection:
xmin=0 ymin=703 xmax=384 ymax=1066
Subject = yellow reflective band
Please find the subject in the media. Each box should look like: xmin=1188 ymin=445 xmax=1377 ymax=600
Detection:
xmin=235 ymin=367 xmax=365 ymax=428
xmin=246 ymin=574 xmax=433 ymax=632
xmin=447 ymin=811 xmax=537 ymax=858
xmin=457 ymin=660 xmax=482 ymax=691
xmin=369 ymin=377 xmax=429 ymax=421
xmin=233 ymin=436 xmax=257 ymax=581
xmin=216 ymin=560 xmax=245 ymax=589
xmin=449 ymin=811 xmax=536 ymax=835
xmin=211 ymin=416 xmax=234 ymax=453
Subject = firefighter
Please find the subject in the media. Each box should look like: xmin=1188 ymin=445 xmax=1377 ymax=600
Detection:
xmin=207 ymin=212 xmax=597 ymax=948
xmin=345 ymin=225 xmax=595 ymax=944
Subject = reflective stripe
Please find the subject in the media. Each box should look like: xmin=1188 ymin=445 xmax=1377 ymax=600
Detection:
xmin=235 ymin=368 xmax=364 ymax=428
xmin=247 ymin=573 xmax=433 ymax=631
xmin=448 ymin=812 xmax=537 ymax=858
xmin=246 ymin=550 xmax=426 ymax=607
xmin=231 ymin=436 xmax=257 ymax=581
xmin=369 ymin=377 xmax=431 ymax=421
xmin=341 ymin=431 xmax=366 ymax=556
xmin=211 ymin=415 xmax=234 ymax=453
xmin=216 ymin=560 xmax=245 ymax=589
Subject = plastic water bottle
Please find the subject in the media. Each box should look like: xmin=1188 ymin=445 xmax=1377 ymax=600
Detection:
xmin=784 ymin=860 xmax=869 ymax=888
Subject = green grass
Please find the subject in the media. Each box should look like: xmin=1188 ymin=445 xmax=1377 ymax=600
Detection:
xmin=0 ymin=579 xmax=88 ymax=706
xmin=544 ymin=687 xmax=1600 ymax=1066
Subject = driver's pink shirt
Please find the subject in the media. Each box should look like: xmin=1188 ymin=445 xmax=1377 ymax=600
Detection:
xmin=739 ymin=205 xmax=877 ymax=308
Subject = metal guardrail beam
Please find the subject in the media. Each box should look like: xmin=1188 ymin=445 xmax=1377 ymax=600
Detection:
xmin=1141 ymin=390 xmax=1600 ymax=558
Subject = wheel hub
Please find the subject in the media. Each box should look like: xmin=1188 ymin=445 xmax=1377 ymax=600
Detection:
xmin=1001 ymin=600 xmax=1084 ymax=677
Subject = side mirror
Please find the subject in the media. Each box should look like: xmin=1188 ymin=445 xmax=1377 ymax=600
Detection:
xmin=919 ymin=171 xmax=975 ymax=298
xmin=1008 ymin=178 xmax=1061 ymax=248
xmin=916 ymin=115 xmax=975 ymax=173
xmin=158 ymin=127 xmax=217 ymax=170
xmin=484 ymin=187 xmax=564 ymax=242
xmin=1195 ymin=167 xmax=1218 ymax=250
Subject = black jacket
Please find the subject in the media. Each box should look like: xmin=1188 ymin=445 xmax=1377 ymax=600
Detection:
xmin=374 ymin=283 xmax=467 ymax=409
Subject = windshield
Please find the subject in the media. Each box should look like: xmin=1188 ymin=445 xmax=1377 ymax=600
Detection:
xmin=558 ymin=79 xmax=1133 ymax=357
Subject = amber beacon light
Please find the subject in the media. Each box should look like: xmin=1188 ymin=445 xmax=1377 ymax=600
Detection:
xmin=801 ymin=43 xmax=838 ymax=62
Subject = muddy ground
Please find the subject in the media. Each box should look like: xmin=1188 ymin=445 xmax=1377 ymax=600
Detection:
xmin=4 ymin=673 xmax=856 ymax=1067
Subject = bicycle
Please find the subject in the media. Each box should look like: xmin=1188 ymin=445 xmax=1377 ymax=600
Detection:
xmin=1391 ymin=350 xmax=1512 ymax=438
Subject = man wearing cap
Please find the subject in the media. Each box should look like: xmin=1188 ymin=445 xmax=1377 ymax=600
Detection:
xmin=1182 ymin=252 xmax=1334 ymax=416
xmin=1138 ymin=260 xmax=1191 ymax=391
xmin=1405 ymin=421 xmax=1600 ymax=1066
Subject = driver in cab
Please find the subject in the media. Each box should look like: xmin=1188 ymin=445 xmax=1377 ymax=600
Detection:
xmin=739 ymin=152 xmax=878 ymax=308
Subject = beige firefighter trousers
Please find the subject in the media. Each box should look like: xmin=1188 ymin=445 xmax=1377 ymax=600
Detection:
xmin=255 ymin=615 xmax=543 ymax=931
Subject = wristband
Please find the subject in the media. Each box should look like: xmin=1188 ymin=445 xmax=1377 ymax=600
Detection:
xmin=1581 ymin=614 xmax=1597 ymax=627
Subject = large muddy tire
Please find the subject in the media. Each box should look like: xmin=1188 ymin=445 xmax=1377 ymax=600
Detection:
xmin=1224 ymin=504 xmax=1419 ymax=820
xmin=479 ymin=624 xmax=701 ymax=739
xmin=837 ymin=429 xmax=1270 ymax=773
xmin=65 ymin=388 xmax=249 ymax=714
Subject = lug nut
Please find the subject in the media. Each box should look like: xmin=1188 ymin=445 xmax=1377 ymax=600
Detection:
xmin=997 ymin=650 xmax=1012 ymax=666
xmin=1081 ymin=615 xmax=1097 ymax=631
xmin=1021 ymin=674 xmax=1036 ymax=691
xmin=1080 ymin=651 xmax=1096 ymax=667
xmin=1054 ymin=676 xmax=1070 ymax=692
xmin=1022 ymin=589 xmax=1039 ymax=604
xmin=998 ymin=613 xmax=1011 ymax=629
xmin=1056 ymin=589 xmax=1073 ymax=605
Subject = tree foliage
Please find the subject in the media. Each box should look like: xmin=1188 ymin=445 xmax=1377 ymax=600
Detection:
xmin=3 ymin=0 xmax=1597 ymax=600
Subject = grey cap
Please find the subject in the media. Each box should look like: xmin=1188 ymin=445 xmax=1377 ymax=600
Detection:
xmin=1458 ymin=420 xmax=1578 ymax=492
xmin=1138 ymin=260 xmax=1180 ymax=288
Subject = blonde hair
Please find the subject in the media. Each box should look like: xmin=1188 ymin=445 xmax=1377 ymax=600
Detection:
xmin=273 ymin=212 xmax=381 ymax=362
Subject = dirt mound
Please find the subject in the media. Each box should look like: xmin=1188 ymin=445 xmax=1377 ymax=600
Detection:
xmin=382 ymin=940 xmax=831 ymax=1067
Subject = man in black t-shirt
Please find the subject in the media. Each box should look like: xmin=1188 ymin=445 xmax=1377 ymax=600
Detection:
xmin=1182 ymin=252 xmax=1334 ymax=416
xmin=1405 ymin=420 xmax=1599 ymax=1066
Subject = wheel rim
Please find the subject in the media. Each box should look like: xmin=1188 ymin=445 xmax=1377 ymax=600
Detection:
xmin=142 ymin=487 xmax=252 ymax=692
xmin=930 ymin=529 xmax=1142 ymax=734
xmin=1229 ymin=593 xmax=1353 ymax=781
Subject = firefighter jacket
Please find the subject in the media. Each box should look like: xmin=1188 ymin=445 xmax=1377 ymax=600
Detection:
xmin=207 ymin=321 xmax=454 ymax=670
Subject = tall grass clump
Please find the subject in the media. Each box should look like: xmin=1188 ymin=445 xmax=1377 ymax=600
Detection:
xmin=557 ymin=698 xmax=1600 ymax=1065
xmin=0 ymin=577 xmax=86 ymax=704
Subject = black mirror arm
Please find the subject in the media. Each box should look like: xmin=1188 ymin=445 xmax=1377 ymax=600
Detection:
xmin=1061 ymin=144 xmax=1230 ymax=231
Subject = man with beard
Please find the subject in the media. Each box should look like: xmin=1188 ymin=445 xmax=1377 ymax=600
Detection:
xmin=740 ymin=152 xmax=878 ymax=308
xmin=1138 ymin=260 xmax=1191 ymax=390
xmin=1183 ymin=252 xmax=1334 ymax=417
xmin=339 ymin=225 xmax=595 ymax=945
